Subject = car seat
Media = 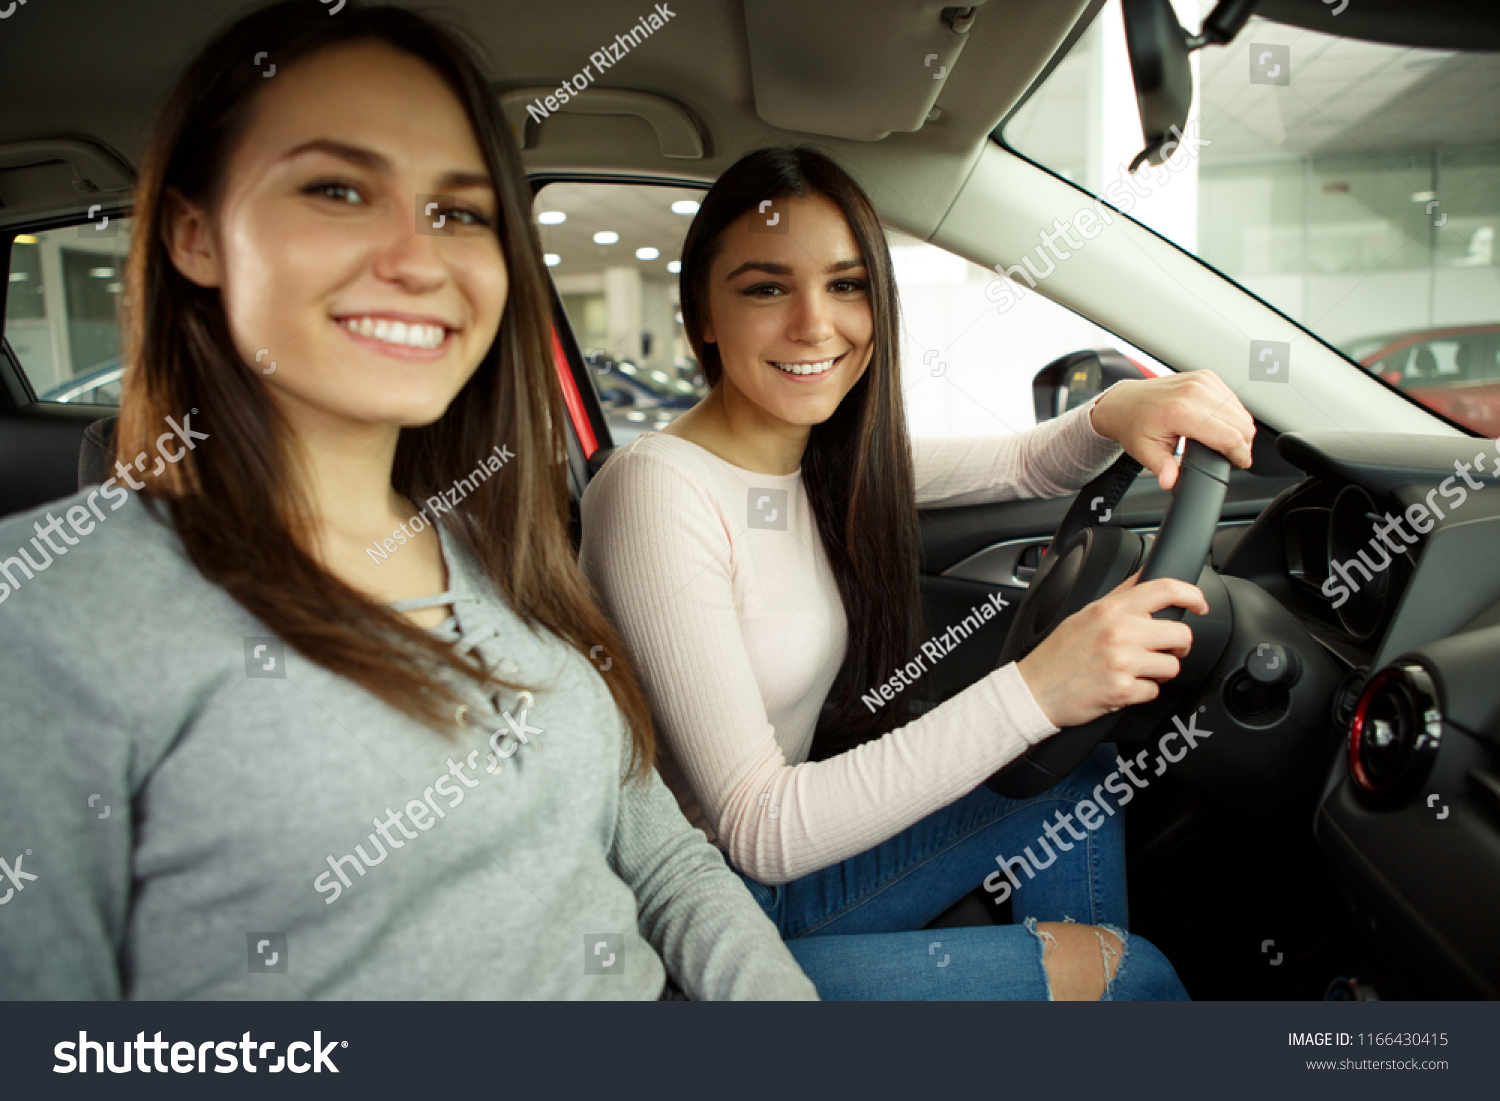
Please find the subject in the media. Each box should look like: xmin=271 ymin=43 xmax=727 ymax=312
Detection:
xmin=77 ymin=415 xmax=115 ymax=487
xmin=1410 ymin=346 xmax=1438 ymax=380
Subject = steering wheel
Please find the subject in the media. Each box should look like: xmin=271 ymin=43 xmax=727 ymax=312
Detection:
xmin=986 ymin=440 xmax=1232 ymax=798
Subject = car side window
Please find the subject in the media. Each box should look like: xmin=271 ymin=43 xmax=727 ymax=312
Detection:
xmin=532 ymin=182 xmax=707 ymax=447
xmin=5 ymin=218 xmax=133 ymax=404
xmin=888 ymin=229 xmax=1170 ymax=439
xmin=532 ymin=183 xmax=1169 ymax=449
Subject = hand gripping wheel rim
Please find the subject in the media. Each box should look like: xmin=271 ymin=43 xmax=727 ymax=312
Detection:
xmin=987 ymin=440 xmax=1232 ymax=798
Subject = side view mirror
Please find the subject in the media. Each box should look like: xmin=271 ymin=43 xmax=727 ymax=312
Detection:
xmin=1032 ymin=349 xmax=1150 ymax=423
xmin=1122 ymin=0 xmax=1258 ymax=168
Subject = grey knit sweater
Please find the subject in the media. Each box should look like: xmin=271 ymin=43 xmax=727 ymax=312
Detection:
xmin=0 ymin=488 xmax=816 ymax=1000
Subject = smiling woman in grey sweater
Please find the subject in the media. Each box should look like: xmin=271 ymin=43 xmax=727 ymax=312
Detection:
xmin=0 ymin=0 xmax=814 ymax=1001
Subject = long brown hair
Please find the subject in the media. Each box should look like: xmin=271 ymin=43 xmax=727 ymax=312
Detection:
xmin=677 ymin=146 xmax=921 ymax=755
xmin=116 ymin=0 xmax=655 ymax=779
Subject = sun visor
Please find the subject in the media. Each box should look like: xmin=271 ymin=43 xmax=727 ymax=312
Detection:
xmin=743 ymin=0 xmax=988 ymax=141
xmin=0 ymin=139 xmax=134 ymax=230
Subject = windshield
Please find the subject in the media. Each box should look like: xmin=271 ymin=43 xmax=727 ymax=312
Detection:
xmin=1002 ymin=1 xmax=1500 ymax=437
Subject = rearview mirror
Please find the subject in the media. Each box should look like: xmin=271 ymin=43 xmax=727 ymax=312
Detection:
xmin=1121 ymin=0 xmax=1259 ymax=169
xmin=1121 ymin=0 xmax=1193 ymax=169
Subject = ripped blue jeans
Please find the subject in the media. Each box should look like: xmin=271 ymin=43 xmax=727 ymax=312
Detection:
xmin=729 ymin=745 xmax=1189 ymax=1000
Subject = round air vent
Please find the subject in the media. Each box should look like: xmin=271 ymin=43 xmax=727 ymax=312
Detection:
xmin=1347 ymin=662 xmax=1443 ymax=805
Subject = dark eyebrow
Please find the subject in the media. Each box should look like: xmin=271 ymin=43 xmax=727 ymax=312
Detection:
xmin=724 ymin=258 xmax=866 ymax=280
xmin=282 ymin=138 xmax=493 ymax=191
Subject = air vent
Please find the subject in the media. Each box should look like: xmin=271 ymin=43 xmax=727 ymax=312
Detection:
xmin=1348 ymin=661 xmax=1443 ymax=806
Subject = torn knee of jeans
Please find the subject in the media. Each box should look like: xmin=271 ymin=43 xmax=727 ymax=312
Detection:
xmin=1095 ymin=930 xmax=1121 ymax=981
xmin=1094 ymin=926 xmax=1129 ymax=996
xmin=1023 ymin=915 xmax=1059 ymax=1001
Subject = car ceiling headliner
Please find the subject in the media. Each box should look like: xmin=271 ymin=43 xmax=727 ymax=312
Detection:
xmin=0 ymin=0 xmax=1092 ymax=239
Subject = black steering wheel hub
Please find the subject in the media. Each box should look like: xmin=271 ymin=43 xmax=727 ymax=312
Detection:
xmin=1000 ymin=525 xmax=1148 ymax=668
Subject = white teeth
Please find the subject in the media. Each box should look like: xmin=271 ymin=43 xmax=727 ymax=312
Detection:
xmin=340 ymin=317 xmax=447 ymax=350
xmin=771 ymin=356 xmax=838 ymax=376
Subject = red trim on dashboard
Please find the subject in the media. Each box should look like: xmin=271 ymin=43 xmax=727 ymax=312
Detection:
xmin=551 ymin=325 xmax=598 ymax=458
xmin=1348 ymin=666 xmax=1401 ymax=793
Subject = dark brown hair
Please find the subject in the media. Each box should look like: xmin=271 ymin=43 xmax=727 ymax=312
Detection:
xmin=677 ymin=146 xmax=921 ymax=754
xmin=116 ymin=0 xmax=656 ymax=779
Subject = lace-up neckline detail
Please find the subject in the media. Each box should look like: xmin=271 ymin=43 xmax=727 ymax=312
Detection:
xmin=389 ymin=591 xmax=514 ymax=681
xmin=385 ymin=527 xmax=529 ymax=741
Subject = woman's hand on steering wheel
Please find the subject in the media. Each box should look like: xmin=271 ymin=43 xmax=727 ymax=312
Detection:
xmin=1015 ymin=572 xmax=1209 ymax=729
xmin=1090 ymin=372 xmax=1256 ymax=491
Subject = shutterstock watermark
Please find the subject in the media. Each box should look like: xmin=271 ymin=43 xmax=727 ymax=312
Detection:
xmin=861 ymin=592 xmax=1009 ymax=713
xmin=0 ymin=850 xmax=37 ymax=905
xmin=985 ymin=119 xmax=1211 ymax=315
xmin=0 ymin=0 xmax=34 ymax=24
xmin=983 ymin=708 xmax=1213 ymax=904
xmin=53 ymin=1031 xmax=344 ymax=1074
xmin=1322 ymin=450 xmax=1494 ymax=609
xmin=314 ymin=695 xmax=541 ymax=904
xmin=0 ymin=411 xmax=207 ymax=605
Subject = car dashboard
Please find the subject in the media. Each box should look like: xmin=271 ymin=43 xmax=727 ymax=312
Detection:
xmin=1220 ymin=431 xmax=1500 ymax=997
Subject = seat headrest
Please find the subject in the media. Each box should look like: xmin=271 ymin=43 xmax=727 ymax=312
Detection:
xmin=587 ymin=446 xmax=617 ymax=478
xmin=1455 ymin=342 xmax=1471 ymax=370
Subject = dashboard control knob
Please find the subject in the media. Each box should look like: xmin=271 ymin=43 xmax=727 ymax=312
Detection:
xmin=1224 ymin=643 xmax=1300 ymax=723
xmin=1246 ymin=642 xmax=1300 ymax=688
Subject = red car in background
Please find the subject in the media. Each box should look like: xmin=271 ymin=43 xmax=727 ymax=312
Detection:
xmin=1342 ymin=325 xmax=1500 ymax=438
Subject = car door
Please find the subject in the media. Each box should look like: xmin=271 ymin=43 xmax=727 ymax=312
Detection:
xmin=912 ymin=432 xmax=1305 ymax=713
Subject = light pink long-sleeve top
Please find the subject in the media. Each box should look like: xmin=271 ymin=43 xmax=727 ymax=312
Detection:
xmin=579 ymin=399 xmax=1121 ymax=885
